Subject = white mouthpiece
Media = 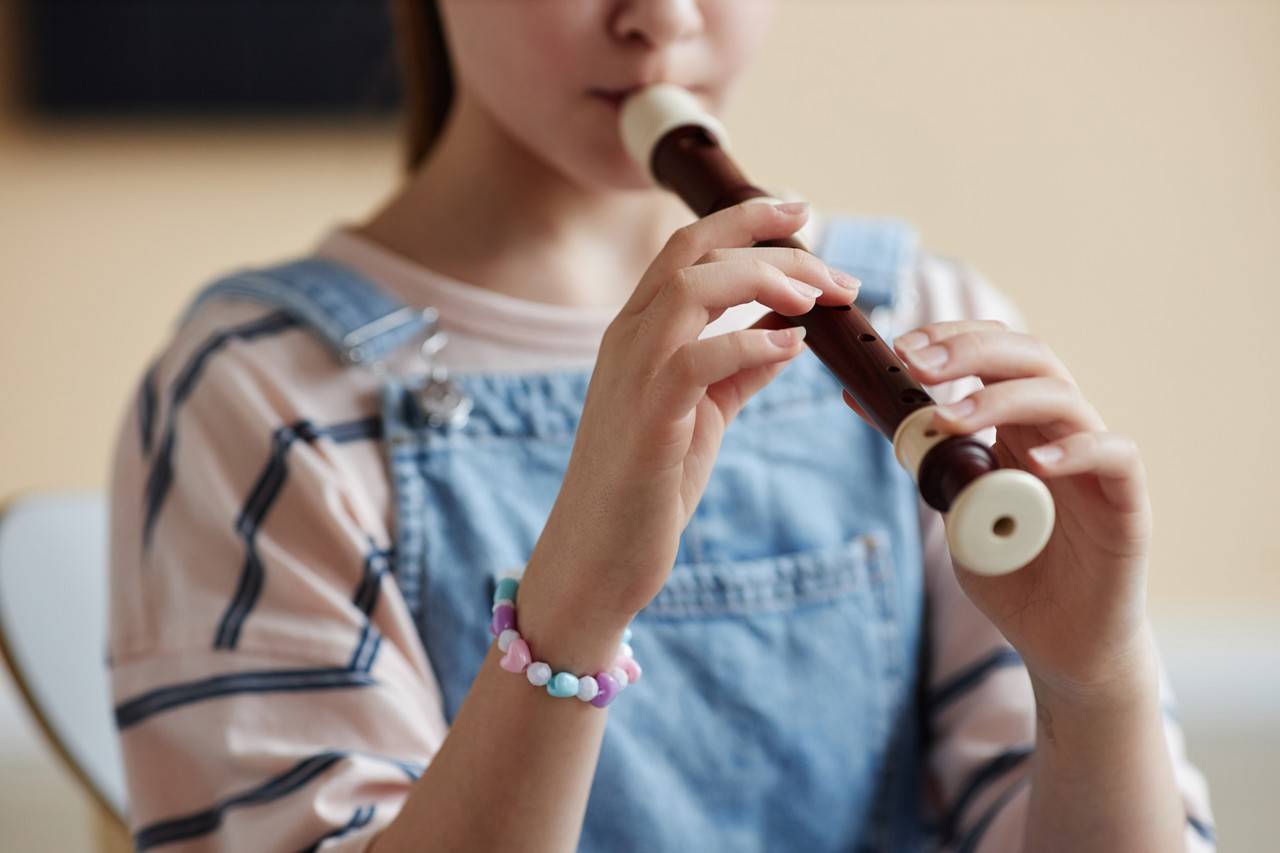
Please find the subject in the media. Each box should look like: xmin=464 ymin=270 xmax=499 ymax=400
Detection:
xmin=619 ymin=84 xmax=731 ymax=178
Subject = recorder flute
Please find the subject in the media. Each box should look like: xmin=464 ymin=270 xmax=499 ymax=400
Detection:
xmin=619 ymin=84 xmax=1055 ymax=575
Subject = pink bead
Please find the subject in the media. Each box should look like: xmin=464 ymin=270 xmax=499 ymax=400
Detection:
xmin=499 ymin=637 xmax=531 ymax=673
xmin=590 ymin=672 xmax=619 ymax=708
xmin=490 ymin=602 xmax=517 ymax=637
xmin=616 ymin=655 xmax=642 ymax=685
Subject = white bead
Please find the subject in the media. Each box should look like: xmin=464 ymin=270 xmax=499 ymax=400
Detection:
xmin=526 ymin=661 xmax=552 ymax=686
xmin=620 ymin=642 xmax=634 ymax=659
xmin=497 ymin=629 xmax=520 ymax=652
xmin=577 ymin=676 xmax=600 ymax=702
xmin=609 ymin=667 xmax=629 ymax=690
xmin=492 ymin=598 xmax=514 ymax=612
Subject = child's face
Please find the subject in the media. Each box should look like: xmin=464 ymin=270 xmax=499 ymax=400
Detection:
xmin=439 ymin=0 xmax=776 ymax=191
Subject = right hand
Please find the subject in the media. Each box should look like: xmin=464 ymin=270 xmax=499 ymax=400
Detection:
xmin=533 ymin=200 xmax=860 ymax=622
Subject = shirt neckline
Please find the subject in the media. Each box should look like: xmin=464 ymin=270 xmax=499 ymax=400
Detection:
xmin=311 ymin=206 xmax=828 ymax=359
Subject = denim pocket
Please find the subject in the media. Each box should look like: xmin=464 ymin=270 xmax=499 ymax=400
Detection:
xmin=642 ymin=529 xmax=895 ymax=622
xmin=583 ymin=528 xmax=910 ymax=851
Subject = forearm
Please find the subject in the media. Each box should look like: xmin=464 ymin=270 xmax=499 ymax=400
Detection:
xmin=1022 ymin=632 xmax=1186 ymax=853
xmin=369 ymin=542 xmax=631 ymax=853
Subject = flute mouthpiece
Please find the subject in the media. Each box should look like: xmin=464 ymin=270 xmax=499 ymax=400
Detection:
xmin=619 ymin=84 xmax=731 ymax=179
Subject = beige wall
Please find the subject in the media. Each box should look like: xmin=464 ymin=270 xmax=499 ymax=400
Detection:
xmin=2 ymin=0 xmax=1276 ymax=619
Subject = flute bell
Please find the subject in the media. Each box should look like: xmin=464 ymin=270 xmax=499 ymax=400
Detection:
xmin=894 ymin=406 xmax=1055 ymax=575
xmin=944 ymin=469 xmax=1055 ymax=576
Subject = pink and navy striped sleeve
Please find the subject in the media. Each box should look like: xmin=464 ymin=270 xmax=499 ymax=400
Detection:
xmin=109 ymin=298 xmax=448 ymax=851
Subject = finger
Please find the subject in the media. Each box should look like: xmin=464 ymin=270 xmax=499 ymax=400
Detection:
xmin=893 ymin=319 xmax=1010 ymax=351
xmin=626 ymin=199 xmax=811 ymax=313
xmin=895 ymin=327 xmax=1076 ymax=386
xmin=931 ymin=376 xmax=1106 ymax=435
xmin=657 ymin=326 xmax=808 ymax=415
xmin=840 ymin=388 xmax=873 ymax=428
xmin=1027 ymin=431 xmax=1148 ymax=512
xmin=694 ymin=246 xmax=860 ymax=307
xmin=645 ymin=259 xmax=827 ymax=351
xmin=708 ymin=360 xmax=790 ymax=422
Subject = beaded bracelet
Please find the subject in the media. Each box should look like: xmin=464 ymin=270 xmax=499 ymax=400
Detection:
xmin=489 ymin=571 xmax=641 ymax=708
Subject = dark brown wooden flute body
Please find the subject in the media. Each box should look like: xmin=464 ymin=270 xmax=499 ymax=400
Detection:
xmin=651 ymin=125 xmax=993 ymax=514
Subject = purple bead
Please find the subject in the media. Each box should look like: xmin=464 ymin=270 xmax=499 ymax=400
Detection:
xmin=590 ymin=672 xmax=619 ymax=708
xmin=490 ymin=603 xmax=517 ymax=638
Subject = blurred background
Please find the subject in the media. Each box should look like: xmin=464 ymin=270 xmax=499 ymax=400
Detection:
xmin=0 ymin=0 xmax=1275 ymax=849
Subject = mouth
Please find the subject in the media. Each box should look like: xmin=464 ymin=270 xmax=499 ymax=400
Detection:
xmin=589 ymin=84 xmax=705 ymax=110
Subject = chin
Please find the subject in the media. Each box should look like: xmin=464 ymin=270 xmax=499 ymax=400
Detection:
xmin=557 ymin=141 xmax=660 ymax=194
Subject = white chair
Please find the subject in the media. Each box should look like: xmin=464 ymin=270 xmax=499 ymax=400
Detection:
xmin=0 ymin=491 xmax=130 ymax=852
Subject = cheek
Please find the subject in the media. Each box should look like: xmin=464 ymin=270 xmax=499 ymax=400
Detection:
xmin=448 ymin=10 xmax=601 ymax=133
xmin=704 ymin=0 xmax=775 ymax=84
xmin=444 ymin=2 xmax=593 ymax=99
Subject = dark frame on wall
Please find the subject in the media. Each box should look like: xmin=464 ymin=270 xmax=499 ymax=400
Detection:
xmin=20 ymin=0 xmax=402 ymax=117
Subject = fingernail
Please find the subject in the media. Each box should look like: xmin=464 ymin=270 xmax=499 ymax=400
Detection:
xmin=904 ymin=345 xmax=947 ymax=370
xmin=774 ymin=201 xmax=809 ymax=215
xmin=829 ymin=268 xmax=861 ymax=292
xmin=790 ymin=279 xmax=823 ymax=298
xmin=768 ymin=326 xmax=805 ymax=346
xmin=936 ymin=398 xmax=975 ymax=420
xmin=1029 ymin=445 xmax=1064 ymax=465
xmin=895 ymin=331 xmax=929 ymax=352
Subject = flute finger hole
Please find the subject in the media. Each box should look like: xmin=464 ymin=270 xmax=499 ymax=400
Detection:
xmin=859 ymin=333 xmax=876 ymax=342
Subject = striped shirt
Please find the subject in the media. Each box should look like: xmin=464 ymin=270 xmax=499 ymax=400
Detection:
xmin=107 ymin=216 xmax=1216 ymax=851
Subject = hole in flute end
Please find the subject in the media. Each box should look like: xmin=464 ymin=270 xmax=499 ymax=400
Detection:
xmin=993 ymin=516 xmax=1016 ymax=538
xmin=924 ymin=429 xmax=938 ymax=438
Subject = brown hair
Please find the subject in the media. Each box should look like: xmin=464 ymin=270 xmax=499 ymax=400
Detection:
xmin=390 ymin=0 xmax=454 ymax=172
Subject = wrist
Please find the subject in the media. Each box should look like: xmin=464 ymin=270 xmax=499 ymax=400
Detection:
xmin=1027 ymin=629 xmax=1163 ymax=753
xmin=533 ymin=497 xmax=656 ymax=620
xmin=511 ymin=556 xmax=634 ymax=675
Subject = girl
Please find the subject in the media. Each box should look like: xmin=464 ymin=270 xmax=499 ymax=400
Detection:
xmin=107 ymin=1 xmax=1214 ymax=851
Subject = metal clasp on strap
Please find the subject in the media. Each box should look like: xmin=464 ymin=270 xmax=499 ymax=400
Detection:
xmin=340 ymin=305 xmax=426 ymax=366
xmin=343 ymin=305 xmax=473 ymax=430
xmin=413 ymin=310 xmax=473 ymax=429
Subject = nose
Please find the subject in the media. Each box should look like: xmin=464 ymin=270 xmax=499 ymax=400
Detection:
xmin=611 ymin=0 xmax=705 ymax=50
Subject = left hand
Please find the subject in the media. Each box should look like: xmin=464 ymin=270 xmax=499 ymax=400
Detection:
xmin=841 ymin=320 xmax=1156 ymax=703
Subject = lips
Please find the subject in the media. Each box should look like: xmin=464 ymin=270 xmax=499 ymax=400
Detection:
xmin=589 ymin=86 xmax=644 ymax=109
xmin=589 ymin=84 xmax=704 ymax=109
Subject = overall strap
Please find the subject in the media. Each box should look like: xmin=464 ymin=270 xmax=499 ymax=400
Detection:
xmin=184 ymin=257 xmax=427 ymax=366
xmin=815 ymin=215 xmax=919 ymax=314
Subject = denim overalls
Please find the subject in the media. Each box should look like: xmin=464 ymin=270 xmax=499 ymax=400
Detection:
xmin=191 ymin=216 xmax=929 ymax=851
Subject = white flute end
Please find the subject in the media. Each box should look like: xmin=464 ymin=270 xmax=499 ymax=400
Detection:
xmin=944 ymin=469 xmax=1055 ymax=575
xmin=619 ymin=84 xmax=730 ymax=177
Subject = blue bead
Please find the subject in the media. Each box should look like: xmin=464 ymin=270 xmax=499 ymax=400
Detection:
xmin=622 ymin=626 xmax=633 ymax=643
xmin=493 ymin=577 xmax=519 ymax=604
xmin=547 ymin=672 xmax=580 ymax=698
